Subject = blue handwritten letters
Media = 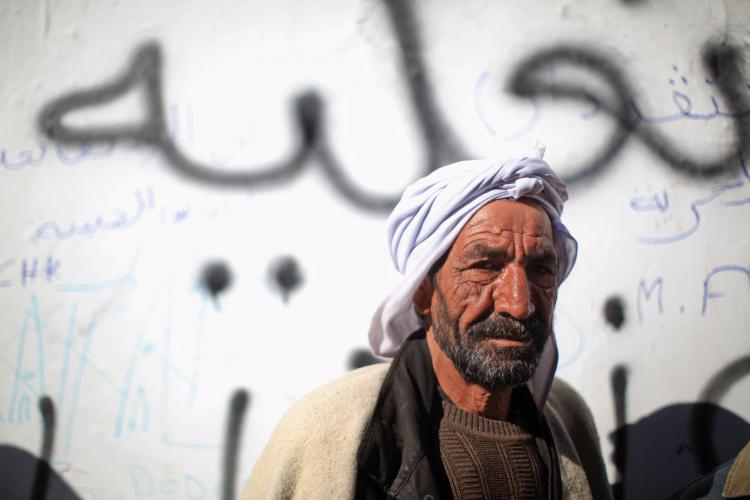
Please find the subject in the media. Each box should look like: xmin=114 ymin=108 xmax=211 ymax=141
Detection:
xmin=637 ymin=266 xmax=750 ymax=321
xmin=702 ymin=265 xmax=750 ymax=315
xmin=0 ymin=275 xmax=219 ymax=494
xmin=128 ymin=464 xmax=209 ymax=499
xmin=474 ymin=64 xmax=750 ymax=141
xmin=2 ymin=102 xmax=192 ymax=172
xmin=0 ymin=144 xmax=48 ymax=170
xmin=0 ymin=257 xmax=62 ymax=288
xmin=1 ymin=141 xmax=119 ymax=171
xmin=631 ymin=155 xmax=750 ymax=244
xmin=628 ymin=92 xmax=750 ymax=125
xmin=35 ymin=188 xmax=190 ymax=240
xmin=36 ymin=190 xmax=148 ymax=240
xmin=637 ymin=277 xmax=664 ymax=323
xmin=629 ymin=191 xmax=669 ymax=213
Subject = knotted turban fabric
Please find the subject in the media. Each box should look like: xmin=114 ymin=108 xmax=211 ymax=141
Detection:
xmin=368 ymin=157 xmax=578 ymax=409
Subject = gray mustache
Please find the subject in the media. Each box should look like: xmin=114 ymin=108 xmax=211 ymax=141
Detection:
xmin=466 ymin=314 xmax=542 ymax=341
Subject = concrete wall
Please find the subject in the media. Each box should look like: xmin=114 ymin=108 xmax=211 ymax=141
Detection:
xmin=1 ymin=1 xmax=749 ymax=498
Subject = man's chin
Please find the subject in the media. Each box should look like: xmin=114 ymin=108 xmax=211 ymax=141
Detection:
xmin=461 ymin=343 xmax=543 ymax=388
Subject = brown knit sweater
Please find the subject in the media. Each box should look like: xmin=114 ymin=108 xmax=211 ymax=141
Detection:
xmin=438 ymin=400 xmax=548 ymax=499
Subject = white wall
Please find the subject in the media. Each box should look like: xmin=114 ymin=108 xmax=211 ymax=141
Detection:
xmin=1 ymin=1 xmax=749 ymax=498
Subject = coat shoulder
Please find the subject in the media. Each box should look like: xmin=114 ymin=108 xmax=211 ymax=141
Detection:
xmin=285 ymin=362 xmax=390 ymax=423
xmin=546 ymin=377 xmax=613 ymax=500
xmin=240 ymin=363 xmax=390 ymax=500
xmin=547 ymin=377 xmax=595 ymax=423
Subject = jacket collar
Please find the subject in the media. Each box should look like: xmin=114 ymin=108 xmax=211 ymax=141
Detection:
xmin=356 ymin=331 xmax=448 ymax=499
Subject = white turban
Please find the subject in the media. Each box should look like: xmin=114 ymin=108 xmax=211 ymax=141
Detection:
xmin=368 ymin=156 xmax=577 ymax=409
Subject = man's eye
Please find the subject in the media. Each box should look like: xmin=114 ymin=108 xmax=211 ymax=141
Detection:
xmin=465 ymin=262 xmax=499 ymax=281
xmin=530 ymin=265 xmax=555 ymax=284
xmin=469 ymin=260 xmax=503 ymax=271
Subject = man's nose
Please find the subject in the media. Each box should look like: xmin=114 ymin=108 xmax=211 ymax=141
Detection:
xmin=492 ymin=264 xmax=535 ymax=319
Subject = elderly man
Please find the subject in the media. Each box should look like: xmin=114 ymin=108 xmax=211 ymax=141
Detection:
xmin=242 ymin=156 xmax=612 ymax=499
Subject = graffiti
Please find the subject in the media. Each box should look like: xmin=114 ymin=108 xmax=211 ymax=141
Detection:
xmin=610 ymin=365 xmax=629 ymax=500
xmin=701 ymin=265 xmax=750 ymax=315
xmin=38 ymin=189 xmax=148 ymax=240
xmin=267 ymin=256 xmax=304 ymax=303
xmin=378 ymin=0 xmax=466 ymax=168
xmin=603 ymin=296 xmax=626 ymax=330
xmin=632 ymin=155 xmax=750 ymax=245
xmin=0 ymin=278 xmax=221 ymax=457
xmin=0 ymin=266 xmax=232 ymax=495
xmin=636 ymin=277 xmax=663 ymax=323
xmin=0 ymin=257 xmax=62 ymax=289
xmin=37 ymin=0 xmax=465 ymax=212
xmin=507 ymin=41 xmax=750 ymax=185
xmin=475 ymin=62 xmax=750 ymax=142
xmin=1 ymin=271 xmax=746 ymax=499
xmin=38 ymin=396 xmax=55 ymax=461
xmin=555 ymin=310 xmax=587 ymax=370
xmin=16 ymin=1 xmax=750 ymax=498
xmin=128 ymin=465 xmax=209 ymax=498
xmin=1 ymin=144 xmax=48 ymax=170
xmin=629 ymin=191 xmax=669 ymax=213
xmin=36 ymin=0 xmax=750 ymax=207
xmin=634 ymin=267 xmax=750 ymax=322
xmin=222 ymin=389 xmax=250 ymax=500
xmin=691 ymin=355 xmax=750 ymax=473
xmin=201 ymin=261 xmax=233 ymax=299
xmin=34 ymin=187 xmax=189 ymax=241
xmin=13 ymin=390 xmax=252 ymax=500
xmin=31 ymin=396 xmax=55 ymax=500
xmin=0 ymin=141 xmax=119 ymax=171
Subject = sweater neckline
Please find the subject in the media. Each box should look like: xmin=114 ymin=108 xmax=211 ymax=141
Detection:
xmin=440 ymin=400 xmax=530 ymax=438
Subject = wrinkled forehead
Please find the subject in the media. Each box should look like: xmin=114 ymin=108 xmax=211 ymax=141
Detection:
xmin=461 ymin=199 xmax=555 ymax=241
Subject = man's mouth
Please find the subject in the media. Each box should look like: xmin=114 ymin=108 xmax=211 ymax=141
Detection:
xmin=466 ymin=315 xmax=537 ymax=343
xmin=484 ymin=337 xmax=531 ymax=347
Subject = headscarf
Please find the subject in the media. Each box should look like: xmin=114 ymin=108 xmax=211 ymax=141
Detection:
xmin=368 ymin=155 xmax=577 ymax=409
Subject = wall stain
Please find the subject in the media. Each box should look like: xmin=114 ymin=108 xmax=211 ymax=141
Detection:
xmin=604 ymin=296 xmax=626 ymax=330
xmin=201 ymin=261 xmax=233 ymax=299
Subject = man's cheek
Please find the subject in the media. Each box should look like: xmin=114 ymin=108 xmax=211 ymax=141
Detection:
xmin=458 ymin=286 xmax=494 ymax=332
xmin=533 ymin=289 xmax=555 ymax=327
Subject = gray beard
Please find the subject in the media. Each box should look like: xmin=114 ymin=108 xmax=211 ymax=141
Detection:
xmin=432 ymin=287 xmax=550 ymax=390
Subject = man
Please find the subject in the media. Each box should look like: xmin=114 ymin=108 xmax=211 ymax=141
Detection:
xmin=242 ymin=156 xmax=612 ymax=499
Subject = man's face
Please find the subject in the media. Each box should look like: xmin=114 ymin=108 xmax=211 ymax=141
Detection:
xmin=423 ymin=199 xmax=558 ymax=390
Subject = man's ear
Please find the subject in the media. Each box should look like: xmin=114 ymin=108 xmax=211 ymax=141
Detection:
xmin=412 ymin=275 xmax=434 ymax=317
